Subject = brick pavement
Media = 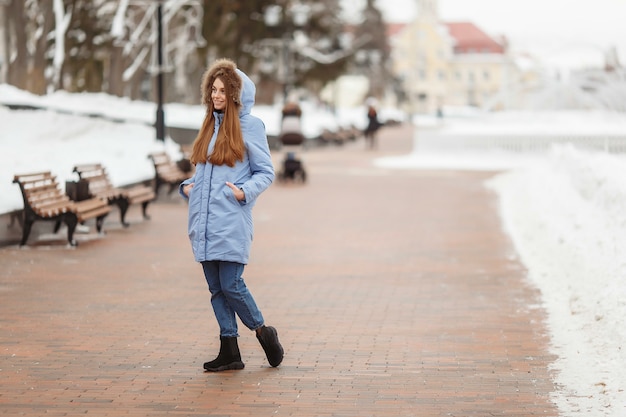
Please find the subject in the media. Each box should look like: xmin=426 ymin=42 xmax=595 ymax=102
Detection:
xmin=0 ymin=124 xmax=558 ymax=416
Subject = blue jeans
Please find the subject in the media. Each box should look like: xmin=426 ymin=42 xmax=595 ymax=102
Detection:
xmin=201 ymin=261 xmax=264 ymax=337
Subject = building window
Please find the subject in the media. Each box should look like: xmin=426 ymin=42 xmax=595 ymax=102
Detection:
xmin=483 ymin=70 xmax=490 ymax=80
xmin=438 ymin=70 xmax=446 ymax=81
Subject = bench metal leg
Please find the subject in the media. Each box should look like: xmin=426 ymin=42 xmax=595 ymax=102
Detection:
xmin=116 ymin=199 xmax=130 ymax=228
xmin=20 ymin=218 xmax=34 ymax=246
xmin=65 ymin=214 xmax=79 ymax=246
xmin=153 ymin=177 xmax=162 ymax=196
xmin=141 ymin=201 xmax=151 ymax=220
xmin=53 ymin=219 xmax=63 ymax=234
xmin=95 ymin=214 xmax=108 ymax=234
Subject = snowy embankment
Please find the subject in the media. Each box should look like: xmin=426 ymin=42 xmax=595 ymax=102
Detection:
xmin=0 ymin=105 xmax=180 ymax=214
xmin=487 ymin=146 xmax=626 ymax=417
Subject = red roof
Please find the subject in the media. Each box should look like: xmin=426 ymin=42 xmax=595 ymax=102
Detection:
xmin=444 ymin=22 xmax=505 ymax=54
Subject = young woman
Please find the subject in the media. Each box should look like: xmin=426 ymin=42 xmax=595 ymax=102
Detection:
xmin=180 ymin=58 xmax=283 ymax=371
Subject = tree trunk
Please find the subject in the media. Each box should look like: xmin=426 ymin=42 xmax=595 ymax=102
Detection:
xmin=128 ymin=68 xmax=148 ymax=101
xmin=29 ymin=0 xmax=55 ymax=94
xmin=0 ymin=4 xmax=8 ymax=83
xmin=107 ymin=46 xmax=125 ymax=97
xmin=84 ymin=58 xmax=103 ymax=92
xmin=7 ymin=0 xmax=29 ymax=90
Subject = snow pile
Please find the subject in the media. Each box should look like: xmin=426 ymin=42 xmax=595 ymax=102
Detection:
xmin=0 ymin=106 xmax=180 ymax=214
xmin=487 ymin=145 xmax=626 ymax=416
xmin=440 ymin=110 xmax=626 ymax=136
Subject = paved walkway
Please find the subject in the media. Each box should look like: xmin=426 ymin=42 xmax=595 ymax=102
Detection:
xmin=0 ymin=124 xmax=557 ymax=416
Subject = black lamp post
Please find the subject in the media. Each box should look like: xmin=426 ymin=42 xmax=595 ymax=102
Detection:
xmin=155 ymin=1 xmax=165 ymax=141
xmin=115 ymin=0 xmax=204 ymax=141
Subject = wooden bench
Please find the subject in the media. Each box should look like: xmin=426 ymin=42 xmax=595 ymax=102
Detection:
xmin=12 ymin=171 xmax=111 ymax=246
xmin=72 ymin=163 xmax=155 ymax=227
xmin=147 ymin=152 xmax=191 ymax=196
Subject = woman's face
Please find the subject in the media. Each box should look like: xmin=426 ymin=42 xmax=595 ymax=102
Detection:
xmin=211 ymin=77 xmax=227 ymax=111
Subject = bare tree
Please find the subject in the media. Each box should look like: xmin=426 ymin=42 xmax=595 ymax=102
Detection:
xmin=51 ymin=0 xmax=72 ymax=91
xmin=109 ymin=0 xmax=206 ymax=102
xmin=353 ymin=0 xmax=390 ymax=98
xmin=6 ymin=0 xmax=29 ymax=90
xmin=0 ymin=1 xmax=10 ymax=84
xmin=1 ymin=0 xmax=367 ymax=106
xmin=4 ymin=0 xmax=68 ymax=94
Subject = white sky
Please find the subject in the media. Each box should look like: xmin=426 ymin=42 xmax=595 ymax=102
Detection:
xmin=343 ymin=0 xmax=626 ymax=70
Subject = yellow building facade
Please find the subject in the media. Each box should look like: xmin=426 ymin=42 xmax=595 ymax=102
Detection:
xmin=390 ymin=0 xmax=519 ymax=114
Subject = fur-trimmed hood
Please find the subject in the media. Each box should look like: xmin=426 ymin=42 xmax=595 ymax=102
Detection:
xmin=181 ymin=59 xmax=272 ymax=265
xmin=200 ymin=58 xmax=255 ymax=116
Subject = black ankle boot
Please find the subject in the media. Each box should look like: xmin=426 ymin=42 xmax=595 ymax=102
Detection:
xmin=256 ymin=325 xmax=284 ymax=367
xmin=203 ymin=336 xmax=245 ymax=372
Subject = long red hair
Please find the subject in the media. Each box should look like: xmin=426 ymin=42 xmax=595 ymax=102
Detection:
xmin=190 ymin=61 xmax=245 ymax=167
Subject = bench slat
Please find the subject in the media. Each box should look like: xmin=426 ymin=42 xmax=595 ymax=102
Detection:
xmin=75 ymin=204 xmax=112 ymax=223
xmin=73 ymin=163 xmax=154 ymax=227
xmin=125 ymin=186 xmax=155 ymax=202
xmin=74 ymin=198 xmax=108 ymax=213
xmin=148 ymin=152 xmax=192 ymax=198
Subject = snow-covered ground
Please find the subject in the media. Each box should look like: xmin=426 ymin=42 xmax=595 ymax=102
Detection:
xmin=1 ymin=84 xmax=625 ymax=416
xmin=487 ymin=147 xmax=626 ymax=416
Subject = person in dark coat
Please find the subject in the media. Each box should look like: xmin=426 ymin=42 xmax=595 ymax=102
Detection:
xmin=363 ymin=100 xmax=382 ymax=149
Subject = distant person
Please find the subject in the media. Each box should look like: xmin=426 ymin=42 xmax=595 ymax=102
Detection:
xmin=180 ymin=58 xmax=284 ymax=372
xmin=281 ymin=98 xmax=302 ymax=119
xmin=363 ymin=98 xmax=382 ymax=149
xmin=279 ymin=96 xmax=305 ymax=146
xmin=281 ymin=97 xmax=303 ymax=137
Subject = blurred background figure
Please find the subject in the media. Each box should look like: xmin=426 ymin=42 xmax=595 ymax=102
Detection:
xmin=363 ymin=97 xmax=382 ymax=149
xmin=280 ymin=95 xmax=303 ymax=143
xmin=278 ymin=94 xmax=307 ymax=183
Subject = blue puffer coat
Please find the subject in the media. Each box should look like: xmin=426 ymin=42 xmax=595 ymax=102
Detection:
xmin=179 ymin=69 xmax=275 ymax=264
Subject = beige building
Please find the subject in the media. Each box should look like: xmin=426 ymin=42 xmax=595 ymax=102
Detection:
xmin=389 ymin=0 xmax=519 ymax=113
